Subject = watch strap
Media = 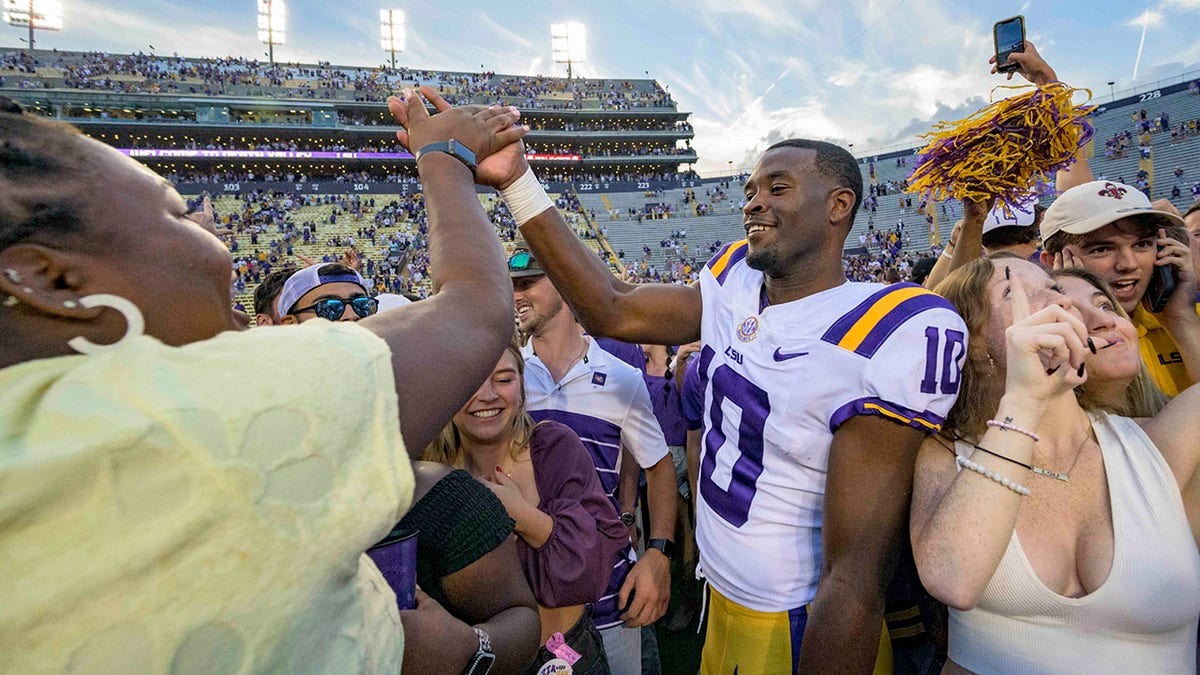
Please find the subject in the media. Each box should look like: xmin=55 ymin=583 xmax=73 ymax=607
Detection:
xmin=415 ymin=139 xmax=477 ymax=175
xmin=647 ymin=537 xmax=676 ymax=561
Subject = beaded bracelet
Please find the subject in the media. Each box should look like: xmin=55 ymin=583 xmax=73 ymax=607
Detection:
xmin=986 ymin=418 xmax=1039 ymax=442
xmin=956 ymin=455 xmax=1031 ymax=496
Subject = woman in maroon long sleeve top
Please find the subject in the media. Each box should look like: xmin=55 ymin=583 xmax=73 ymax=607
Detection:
xmin=424 ymin=339 xmax=628 ymax=674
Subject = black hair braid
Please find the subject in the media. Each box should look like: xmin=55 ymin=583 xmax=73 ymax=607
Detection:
xmin=661 ymin=345 xmax=677 ymax=395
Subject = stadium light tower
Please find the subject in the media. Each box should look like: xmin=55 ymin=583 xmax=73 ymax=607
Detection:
xmin=257 ymin=0 xmax=285 ymax=66
xmin=380 ymin=9 xmax=404 ymax=70
xmin=551 ymin=22 xmax=585 ymax=80
xmin=3 ymin=0 xmax=63 ymax=53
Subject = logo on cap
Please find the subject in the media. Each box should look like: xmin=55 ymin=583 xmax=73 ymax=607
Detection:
xmin=1098 ymin=183 xmax=1128 ymax=200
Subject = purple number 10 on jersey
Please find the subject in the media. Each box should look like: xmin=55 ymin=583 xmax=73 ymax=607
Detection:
xmin=699 ymin=362 xmax=771 ymax=528
xmin=920 ymin=326 xmax=966 ymax=395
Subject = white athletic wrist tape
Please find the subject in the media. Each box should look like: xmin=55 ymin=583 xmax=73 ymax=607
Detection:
xmin=500 ymin=168 xmax=555 ymax=226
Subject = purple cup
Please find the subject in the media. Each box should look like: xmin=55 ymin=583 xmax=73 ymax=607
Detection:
xmin=367 ymin=529 xmax=418 ymax=610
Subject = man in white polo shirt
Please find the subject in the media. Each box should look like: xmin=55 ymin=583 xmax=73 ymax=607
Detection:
xmin=511 ymin=244 xmax=677 ymax=674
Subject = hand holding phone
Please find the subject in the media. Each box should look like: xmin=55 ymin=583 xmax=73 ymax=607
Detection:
xmin=994 ymin=15 xmax=1026 ymax=74
xmin=1145 ymin=246 xmax=1178 ymax=313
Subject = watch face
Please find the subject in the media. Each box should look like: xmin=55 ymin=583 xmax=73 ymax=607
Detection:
xmin=620 ymin=512 xmax=636 ymax=527
xmin=468 ymin=651 xmax=496 ymax=675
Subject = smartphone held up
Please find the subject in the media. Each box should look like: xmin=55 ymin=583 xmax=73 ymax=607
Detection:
xmin=994 ymin=15 xmax=1026 ymax=73
xmin=1145 ymin=250 xmax=1178 ymax=313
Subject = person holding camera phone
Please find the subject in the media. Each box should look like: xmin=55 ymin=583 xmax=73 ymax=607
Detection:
xmin=1041 ymin=186 xmax=1200 ymax=396
xmin=985 ymin=32 xmax=1200 ymax=398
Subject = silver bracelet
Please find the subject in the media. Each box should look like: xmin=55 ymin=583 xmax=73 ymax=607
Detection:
xmin=956 ymin=455 xmax=1031 ymax=496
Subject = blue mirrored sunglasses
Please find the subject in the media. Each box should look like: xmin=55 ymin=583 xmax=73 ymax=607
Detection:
xmin=291 ymin=295 xmax=379 ymax=321
xmin=508 ymin=250 xmax=533 ymax=271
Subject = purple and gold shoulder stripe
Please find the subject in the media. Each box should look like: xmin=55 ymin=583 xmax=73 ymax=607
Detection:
xmin=821 ymin=283 xmax=956 ymax=359
xmin=706 ymin=239 xmax=749 ymax=286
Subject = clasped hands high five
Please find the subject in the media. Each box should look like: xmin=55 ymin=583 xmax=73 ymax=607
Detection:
xmin=387 ymin=86 xmax=533 ymax=190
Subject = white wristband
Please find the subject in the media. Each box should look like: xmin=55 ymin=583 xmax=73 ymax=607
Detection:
xmin=499 ymin=168 xmax=555 ymax=226
xmin=941 ymin=248 xmax=954 ymax=260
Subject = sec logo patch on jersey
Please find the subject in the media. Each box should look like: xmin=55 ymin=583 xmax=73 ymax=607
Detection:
xmin=737 ymin=316 xmax=759 ymax=342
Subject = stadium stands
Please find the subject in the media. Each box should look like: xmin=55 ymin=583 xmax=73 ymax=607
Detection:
xmin=6 ymin=47 xmax=1198 ymax=296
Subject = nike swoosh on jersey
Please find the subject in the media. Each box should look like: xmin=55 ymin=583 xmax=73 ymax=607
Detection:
xmin=772 ymin=347 xmax=810 ymax=361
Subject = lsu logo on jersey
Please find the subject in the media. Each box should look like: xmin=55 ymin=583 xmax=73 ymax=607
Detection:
xmin=737 ymin=316 xmax=759 ymax=342
xmin=821 ymin=283 xmax=954 ymax=358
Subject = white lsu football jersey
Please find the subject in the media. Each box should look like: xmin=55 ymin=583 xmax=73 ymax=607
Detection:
xmin=696 ymin=240 xmax=967 ymax=612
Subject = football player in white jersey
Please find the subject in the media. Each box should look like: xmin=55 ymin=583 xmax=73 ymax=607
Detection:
xmin=482 ymin=131 xmax=966 ymax=673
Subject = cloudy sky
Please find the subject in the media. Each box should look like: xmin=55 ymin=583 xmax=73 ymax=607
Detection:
xmin=8 ymin=0 xmax=1200 ymax=173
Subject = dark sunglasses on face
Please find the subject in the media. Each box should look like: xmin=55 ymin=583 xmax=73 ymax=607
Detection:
xmin=508 ymin=250 xmax=533 ymax=271
xmin=290 ymin=295 xmax=379 ymax=321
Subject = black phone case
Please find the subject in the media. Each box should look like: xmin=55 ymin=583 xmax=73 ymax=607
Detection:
xmin=994 ymin=16 xmax=1025 ymax=73
xmin=1145 ymin=263 xmax=1177 ymax=313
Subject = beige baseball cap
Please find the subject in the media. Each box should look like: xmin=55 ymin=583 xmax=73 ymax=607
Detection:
xmin=1040 ymin=180 xmax=1184 ymax=244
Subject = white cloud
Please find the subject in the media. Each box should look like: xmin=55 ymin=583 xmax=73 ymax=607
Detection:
xmin=826 ymin=60 xmax=866 ymax=87
xmin=62 ymin=0 xmax=260 ymax=61
xmin=1126 ymin=9 xmax=1165 ymax=28
xmin=673 ymin=0 xmax=1008 ymax=172
xmin=679 ymin=0 xmax=822 ymax=35
xmin=476 ymin=13 xmax=538 ymax=52
xmin=689 ymin=96 xmax=846 ymax=174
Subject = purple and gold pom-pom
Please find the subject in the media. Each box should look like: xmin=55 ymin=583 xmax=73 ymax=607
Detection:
xmin=906 ymin=82 xmax=1094 ymax=209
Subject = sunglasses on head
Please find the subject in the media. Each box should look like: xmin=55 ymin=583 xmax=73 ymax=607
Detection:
xmin=290 ymin=295 xmax=379 ymax=321
xmin=508 ymin=250 xmax=533 ymax=271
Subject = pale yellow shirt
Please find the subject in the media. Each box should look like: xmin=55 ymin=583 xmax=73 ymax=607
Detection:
xmin=0 ymin=323 xmax=412 ymax=673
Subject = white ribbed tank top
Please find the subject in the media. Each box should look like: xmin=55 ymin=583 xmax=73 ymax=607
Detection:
xmin=949 ymin=413 xmax=1200 ymax=674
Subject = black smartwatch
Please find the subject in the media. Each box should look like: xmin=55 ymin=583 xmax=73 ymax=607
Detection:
xmin=647 ymin=538 xmax=676 ymax=561
xmin=416 ymin=139 xmax=477 ymax=176
xmin=620 ymin=511 xmax=637 ymax=527
xmin=462 ymin=627 xmax=495 ymax=675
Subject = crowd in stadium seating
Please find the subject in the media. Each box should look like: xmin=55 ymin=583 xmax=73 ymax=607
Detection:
xmin=161 ymin=167 xmax=700 ymax=188
xmin=0 ymin=49 xmax=675 ymax=108
xmin=146 ymin=138 xmax=406 ymax=154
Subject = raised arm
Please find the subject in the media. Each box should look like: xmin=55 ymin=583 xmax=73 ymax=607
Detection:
xmin=923 ymin=220 xmax=961 ymax=290
xmin=926 ymin=199 xmax=989 ymax=291
xmin=474 ymin=133 xmax=702 ymax=345
xmin=359 ymin=87 xmax=524 ymax=454
xmin=990 ymin=41 xmax=1097 ymax=199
